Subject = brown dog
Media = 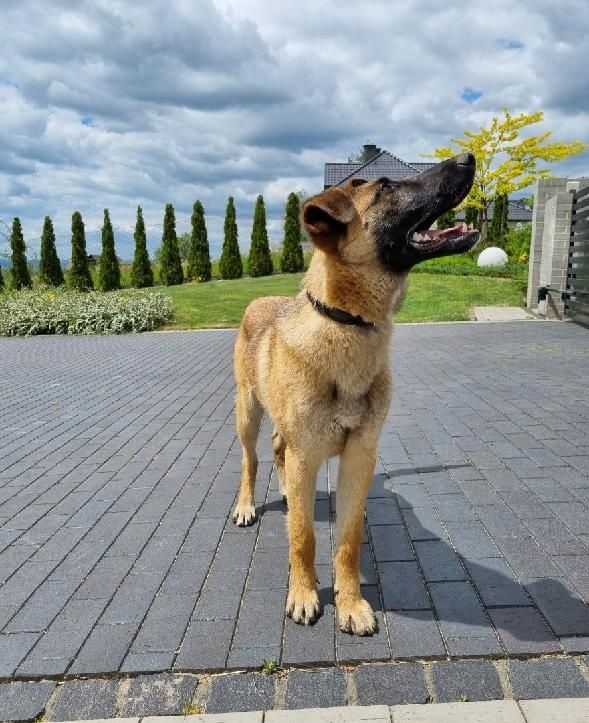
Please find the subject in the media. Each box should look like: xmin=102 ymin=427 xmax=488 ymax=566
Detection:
xmin=232 ymin=154 xmax=478 ymax=635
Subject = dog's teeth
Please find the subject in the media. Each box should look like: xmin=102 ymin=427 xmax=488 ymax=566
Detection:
xmin=461 ymin=223 xmax=468 ymax=232
xmin=412 ymin=232 xmax=424 ymax=242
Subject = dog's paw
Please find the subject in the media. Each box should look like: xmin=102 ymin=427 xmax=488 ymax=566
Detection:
xmin=337 ymin=596 xmax=377 ymax=636
xmin=286 ymin=586 xmax=321 ymax=625
xmin=232 ymin=503 xmax=256 ymax=526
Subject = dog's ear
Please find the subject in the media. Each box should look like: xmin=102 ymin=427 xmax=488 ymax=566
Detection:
xmin=302 ymin=188 xmax=356 ymax=253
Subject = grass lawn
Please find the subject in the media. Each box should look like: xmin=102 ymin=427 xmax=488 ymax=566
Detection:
xmin=160 ymin=272 xmax=526 ymax=329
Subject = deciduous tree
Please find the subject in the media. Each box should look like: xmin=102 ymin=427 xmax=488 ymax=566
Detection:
xmin=428 ymin=108 xmax=586 ymax=234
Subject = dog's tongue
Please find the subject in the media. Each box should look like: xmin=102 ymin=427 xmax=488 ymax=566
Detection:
xmin=415 ymin=223 xmax=473 ymax=241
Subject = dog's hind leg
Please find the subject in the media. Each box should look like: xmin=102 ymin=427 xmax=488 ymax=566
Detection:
xmin=285 ymin=447 xmax=321 ymax=625
xmin=232 ymin=386 xmax=263 ymax=526
xmin=333 ymin=434 xmax=378 ymax=636
xmin=272 ymin=427 xmax=287 ymax=504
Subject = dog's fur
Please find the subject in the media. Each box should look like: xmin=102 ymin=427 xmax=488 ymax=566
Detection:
xmin=232 ymin=155 xmax=477 ymax=635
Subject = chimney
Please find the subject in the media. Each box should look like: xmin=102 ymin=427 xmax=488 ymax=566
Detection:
xmin=362 ymin=144 xmax=380 ymax=162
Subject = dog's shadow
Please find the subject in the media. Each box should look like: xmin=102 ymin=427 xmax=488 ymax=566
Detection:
xmin=292 ymin=472 xmax=585 ymax=645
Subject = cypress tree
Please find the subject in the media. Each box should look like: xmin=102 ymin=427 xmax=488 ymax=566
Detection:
xmin=130 ymin=205 xmax=153 ymax=288
xmin=9 ymin=217 xmax=32 ymax=290
xmin=39 ymin=216 xmax=64 ymax=286
xmin=281 ymin=192 xmax=304 ymax=273
xmin=437 ymin=208 xmax=456 ymax=230
xmin=219 ymin=196 xmax=242 ymax=280
xmin=98 ymin=209 xmax=120 ymax=291
xmin=464 ymin=205 xmax=479 ymax=228
xmin=159 ymin=203 xmax=184 ymax=286
xmin=187 ymin=200 xmax=212 ymax=282
xmin=489 ymin=194 xmax=509 ymax=245
xmin=0 ymin=264 xmax=4 ymax=291
xmin=69 ymin=211 xmax=93 ymax=290
xmin=247 ymin=195 xmax=273 ymax=277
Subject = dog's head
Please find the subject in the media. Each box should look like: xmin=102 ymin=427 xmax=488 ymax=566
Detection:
xmin=302 ymin=153 xmax=479 ymax=273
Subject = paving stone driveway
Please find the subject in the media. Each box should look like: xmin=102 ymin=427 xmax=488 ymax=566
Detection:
xmin=1 ymin=321 xmax=588 ymax=679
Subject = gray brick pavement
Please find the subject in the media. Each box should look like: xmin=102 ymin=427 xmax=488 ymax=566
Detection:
xmin=0 ymin=323 xmax=588 ymax=682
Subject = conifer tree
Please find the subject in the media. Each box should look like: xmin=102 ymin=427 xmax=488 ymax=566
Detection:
xmin=9 ymin=217 xmax=32 ymax=290
xmin=159 ymin=203 xmax=184 ymax=286
xmin=187 ymin=200 xmax=212 ymax=281
xmin=0 ymin=265 xmax=4 ymax=291
xmin=489 ymin=194 xmax=510 ymax=245
xmin=39 ymin=216 xmax=65 ymax=286
xmin=247 ymin=195 xmax=273 ymax=277
xmin=219 ymin=196 xmax=243 ymax=280
xmin=130 ymin=205 xmax=153 ymax=288
xmin=281 ymin=192 xmax=305 ymax=273
xmin=69 ymin=211 xmax=93 ymax=290
xmin=98 ymin=209 xmax=121 ymax=291
xmin=437 ymin=208 xmax=456 ymax=230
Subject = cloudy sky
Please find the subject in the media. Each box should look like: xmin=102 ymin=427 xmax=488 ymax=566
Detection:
xmin=1 ymin=0 xmax=588 ymax=257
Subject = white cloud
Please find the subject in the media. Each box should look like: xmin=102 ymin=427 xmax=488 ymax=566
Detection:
xmin=0 ymin=0 xmax=587 ymax=258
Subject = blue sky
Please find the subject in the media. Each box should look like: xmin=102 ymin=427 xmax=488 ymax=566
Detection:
xmin=0 ymin=0 xmax=588 ymax=259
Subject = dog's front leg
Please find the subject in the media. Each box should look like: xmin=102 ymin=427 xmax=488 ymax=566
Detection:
xmin=334 ymin=435 xmax=378 ymax=635
xmin=285 ymin=447 xmax=321 ymax=625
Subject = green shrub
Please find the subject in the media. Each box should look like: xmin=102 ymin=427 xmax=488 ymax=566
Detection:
xmin=504 ymin=223 xmax=532 ymax=263
xmin=9 ymin=217 xmax=32 ymax=290
xmin=219 ymin=196 xmax=243 ymax=279
xmin=187 ymin=200 xmax=212 ymax=281
xmin=98 ymin=209 xmax=121 ymax=291
xmin=247 ymin=195 xmax=273 ymax=277
xmin=437 ymin=208 xmax=456 ymax=230
xmin=281 ymin=192 xmax=304 ymax=273
xmin=130 ymin=205 xmax=154 ymax=288
xmin=69 ymin=211 xmax=93 ymax=291
xmin=39 ymin=216 xmax=65 ymax=287
xmin=159 ymin=203 xmax=184 ymax=286
xmin=0 ymin=286 xmax=173 ymax=336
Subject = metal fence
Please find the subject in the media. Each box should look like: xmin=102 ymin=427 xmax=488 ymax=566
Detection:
xmin=566 ymin=185 xmax=589 ymax=326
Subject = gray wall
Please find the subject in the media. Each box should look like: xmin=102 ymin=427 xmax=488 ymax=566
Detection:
xmin=527 ymin=178 xmax=589 ymax=318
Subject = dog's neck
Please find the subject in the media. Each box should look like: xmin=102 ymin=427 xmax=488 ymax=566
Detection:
xmin=303 ymin=250 xmax=406 ymax=326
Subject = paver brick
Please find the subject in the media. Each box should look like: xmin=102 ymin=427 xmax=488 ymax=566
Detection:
xmin=120 ymin=673 xmax=198 ymax=717
xmin=284 ymin=668 xmax=347 ymax=709
xmin=0 ymin=680 xmax=55 ymax=722
xmin=206 ymin=672 xmax=275 ymax=714
xmin=508 ymin=658 xmax=589 ymax=699
xmin=431 ymin=660 xmax=502 ymax=703
xmin=49 ymin=678 xmax=118 ymax=721
xmin=355 ymin=662 xmax=429 ymax=705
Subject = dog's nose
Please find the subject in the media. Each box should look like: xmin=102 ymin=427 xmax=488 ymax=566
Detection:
xmin=456 ymin=152 xmax=475 ymax=166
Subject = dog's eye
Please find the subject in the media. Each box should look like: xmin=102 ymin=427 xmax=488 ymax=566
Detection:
xmin=351 ymin=179 xmax=367 ymax=187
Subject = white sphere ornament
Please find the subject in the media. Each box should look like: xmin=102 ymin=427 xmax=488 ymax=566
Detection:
xmin=477 ymin=247 xmax=508 ymax=267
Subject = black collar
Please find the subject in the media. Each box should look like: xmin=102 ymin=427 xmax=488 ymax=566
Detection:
xmin=306 ymin=291 xmax=375 ymax=330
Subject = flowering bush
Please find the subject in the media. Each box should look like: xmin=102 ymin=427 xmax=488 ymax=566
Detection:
xmin=0 ymin=286 xmax=174 ymax=336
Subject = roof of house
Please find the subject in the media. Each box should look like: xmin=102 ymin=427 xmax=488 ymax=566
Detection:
xmin=325 ymin=150 xmax=421 ymax=187
xmin=455 ymin=199 xmax=533 ymax=223
xmin=323 ymin=147 xmax=533 ymax=222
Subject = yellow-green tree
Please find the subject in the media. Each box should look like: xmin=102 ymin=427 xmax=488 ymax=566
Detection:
xmin=429 ymin=108 xmax=586 ymax=234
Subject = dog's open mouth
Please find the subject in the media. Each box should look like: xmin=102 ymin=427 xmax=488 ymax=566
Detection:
xmin=409 ymin=222 xmax=480 ymax=255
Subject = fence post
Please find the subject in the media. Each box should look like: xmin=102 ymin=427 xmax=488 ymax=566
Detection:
xmin=527 ymin=178 xmax=587 ymax=319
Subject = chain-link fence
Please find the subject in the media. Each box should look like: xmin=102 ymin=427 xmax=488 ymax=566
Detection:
xmin=0 ymin=214 xmax=291 ymax=266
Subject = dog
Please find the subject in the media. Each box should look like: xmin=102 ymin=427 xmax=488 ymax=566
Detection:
xmin=232 ymin=153 xmax=479 ymax=635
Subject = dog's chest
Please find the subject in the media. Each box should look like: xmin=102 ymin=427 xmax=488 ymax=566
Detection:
xmin=329 ymin=384 xmax=370 ymax=435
